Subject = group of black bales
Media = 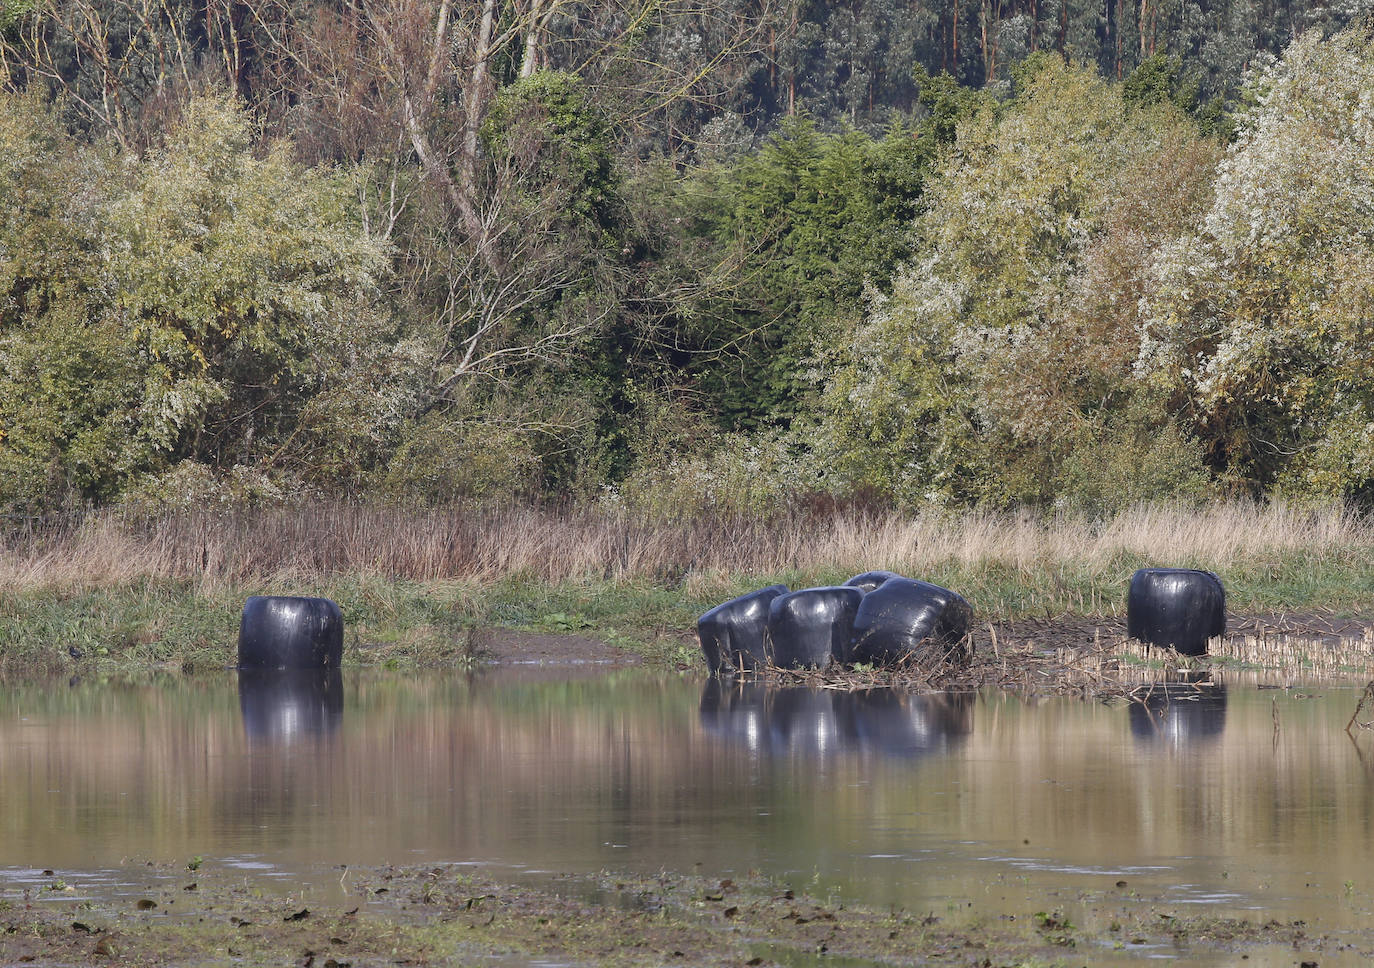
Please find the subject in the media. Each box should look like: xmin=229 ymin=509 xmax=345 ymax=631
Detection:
xmin=230 ymin=568 xmax=1225 ymax=674
xmin=697 ymin=568 xmax=1228 ymax=675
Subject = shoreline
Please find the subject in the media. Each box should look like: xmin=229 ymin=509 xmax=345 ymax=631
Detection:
xmin=2 ymin=571 xmax=1372 ymax=683
xmin=2 ymin=501 xmax=1373 ymax=679
xmin=0 ymin=857 xmax=1358 ymax=967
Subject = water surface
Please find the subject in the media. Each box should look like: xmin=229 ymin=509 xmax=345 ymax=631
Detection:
xmin=3 ymin=666 xmax=1373 ymax=948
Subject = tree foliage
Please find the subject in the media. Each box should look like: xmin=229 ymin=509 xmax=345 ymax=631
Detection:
xmin=6 ymin=4 xmax=1374 ymax=515
xmin=1141 ymin=26 xmax=1374 ymax=500
xmin=811 ymin=57 xmax=1220 ymax=509
xmin=0 ymin=93 xmax=393 ymax=509
xmin=660 ymin=115 xmax=950 ymax=431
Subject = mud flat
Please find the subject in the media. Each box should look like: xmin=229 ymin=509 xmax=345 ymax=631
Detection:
xmin=1 ymin=860 xmax=1362 ymax=967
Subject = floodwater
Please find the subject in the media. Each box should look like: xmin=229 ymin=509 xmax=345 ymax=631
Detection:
xmin=4 ymin=665 xmax=1374 ymax=956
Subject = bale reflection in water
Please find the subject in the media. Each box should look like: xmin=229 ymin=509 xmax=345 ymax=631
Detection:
xmin=699 ymin=680 xmax=973 ymax=758
xmin=1128 ymin=682 xmax=1227 ymax=748
xmin=238 ymin=669 xmax=344 ymax=743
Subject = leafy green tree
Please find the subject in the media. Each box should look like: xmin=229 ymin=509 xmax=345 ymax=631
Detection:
xmin=661 ymin=117 xmax=939 ymax=431
xmin=0 ymin=90 xmax=130 ymax=508
xmin=0 ymin=92 xmax=395 ymax=509
xmin=379 ymin=71 xmax=635 ymax=500
xmin=813 ymin=57 xmax=1220 ymax=509
xmin=107 ymin=95 xmax=390 ymax=476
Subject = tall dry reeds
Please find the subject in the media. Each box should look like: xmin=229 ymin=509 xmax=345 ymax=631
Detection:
xmin=0 ymin=500 xmax=1367 ymax=592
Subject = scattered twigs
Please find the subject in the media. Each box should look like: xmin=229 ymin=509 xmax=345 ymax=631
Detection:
xmin=1346 ymin=681 xmax=1374 ymax=735
xmin=729 ymin=635 xmax=1200 ymax=699
xmin=724 ymin=621 xmax=1374 ymax=700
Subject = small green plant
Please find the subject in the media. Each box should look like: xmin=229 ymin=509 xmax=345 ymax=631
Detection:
xmin=542 ymin=612 xmax=593 ymax=632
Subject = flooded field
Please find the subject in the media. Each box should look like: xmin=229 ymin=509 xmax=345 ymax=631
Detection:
xmin=4 ymin=664 xmax=1374 ymax=943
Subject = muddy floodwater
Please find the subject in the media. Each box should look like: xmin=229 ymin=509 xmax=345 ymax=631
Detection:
xmin=4 ymin=666 xmax=1374 ymax=946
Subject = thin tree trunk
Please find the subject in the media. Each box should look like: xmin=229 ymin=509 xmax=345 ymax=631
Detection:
xmin=952 ymin=0 xmax=959 ymax=74
xmin=461 ymin=0 xmax=498 ymax=192
xmin=519 ymin=0 xmax=541 ymax=77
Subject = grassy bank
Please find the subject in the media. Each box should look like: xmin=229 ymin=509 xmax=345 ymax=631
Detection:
xmin=2 ymin=501 xmax=1372 ymax=676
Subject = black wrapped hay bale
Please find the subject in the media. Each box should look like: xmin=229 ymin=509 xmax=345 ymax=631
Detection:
xmin=1126 ymin=568 xmax=1225 ymax=656
xmin=238 ymin=595 xmax=344 ymax=670
xmin=842 ymin=570 xmax=905 ymax=593
xmin=698 ymin=584 xmax=788 ymax=673
xmin=848 ymin=578 xmax=972 ymax=667
xmin=767 ymin=586 xmax=865 ymax=669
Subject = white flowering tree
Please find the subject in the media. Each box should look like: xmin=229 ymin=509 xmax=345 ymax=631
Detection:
xmin=1141 ymin=26 xmax=1374 ymax=498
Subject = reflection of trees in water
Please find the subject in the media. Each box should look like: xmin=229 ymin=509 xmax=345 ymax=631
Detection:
xmin=1128 ymin=682 xmax=1227 ymax=748
xmin=699 ymin=681 xmax=973 ymax=758
xmin=238 ymin=669 xmax=344 ymax=744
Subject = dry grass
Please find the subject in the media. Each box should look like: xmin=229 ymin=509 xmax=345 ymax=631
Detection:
xmin=724 ymin=635 xmax=1177 ymax=697
xmin=755 ymin=623 xmax=1374 ymax=698
xmin=1 ymin=500 xmax=1367 ymax=593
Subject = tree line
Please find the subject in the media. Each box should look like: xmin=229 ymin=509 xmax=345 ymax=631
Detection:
xmin=3 ymin=0 xmax=1374 ymax=514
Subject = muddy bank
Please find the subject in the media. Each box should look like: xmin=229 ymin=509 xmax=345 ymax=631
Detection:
xmin=0 ymin=860 xmax=1359 ymax=967
xmin=477 ymin=628 xmax=643 ymax=665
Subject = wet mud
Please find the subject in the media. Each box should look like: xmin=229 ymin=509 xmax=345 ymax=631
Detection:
xmin=2 ymin=861 xmax=1364 ymax=967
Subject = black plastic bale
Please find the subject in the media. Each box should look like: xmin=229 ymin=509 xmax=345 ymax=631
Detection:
xmin=848 ymin=578 xmax=973 ymax=667
xmin=697 ymin=584 xmax=788 ymax=674
xmin=1126 ymin=568 xmax=1226 ymax=656
xmin=237 ymin=595 xmax=344 ymax=670
xmin=842 ymin=570 xmax=906 ymax=593
xmin=767 ymin=586 xmax=865 ymax=669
